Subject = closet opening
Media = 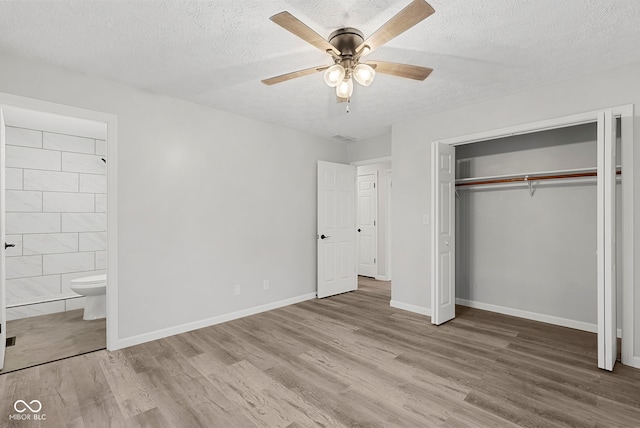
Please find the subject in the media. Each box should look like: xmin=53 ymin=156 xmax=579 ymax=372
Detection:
xmin=430 ymin=106 xmax=634 ymax=370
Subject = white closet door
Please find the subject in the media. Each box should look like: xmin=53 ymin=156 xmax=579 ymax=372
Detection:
xmin=0 ymin=109 xmax=6 ymax=370
xmin=597 ymin=110 xmax=617 ymax=371
xmin=431 ymin=142 xmax=456 ymax=325
xmin=317 ymin=161 xmax=357 ymax=298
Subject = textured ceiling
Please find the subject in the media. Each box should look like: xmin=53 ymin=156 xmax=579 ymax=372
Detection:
xmin=1 ymin=0 xmax=640 ymax=141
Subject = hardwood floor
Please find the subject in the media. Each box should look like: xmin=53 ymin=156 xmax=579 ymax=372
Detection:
xmin=0 ymin=309 xmax=106 ymax=374
xmin=1 ymin=277 xmax=639 ymax=427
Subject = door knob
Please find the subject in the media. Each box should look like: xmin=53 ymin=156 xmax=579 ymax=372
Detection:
xmin=320 ymin=234 xmax=330 ymax=239
xmin=5 ymin=243 xmax=15 ymax=249
xmin=357 ymin=229 xmax=361 ymax=232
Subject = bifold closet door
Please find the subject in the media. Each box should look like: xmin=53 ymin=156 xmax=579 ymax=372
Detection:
xmin=597 ymin=110 xmax=617 ymax=371
xmin=0 ymin=109 xmax=6 ymax=370
xmin=431 ymin=142 xmax=456 ymax=325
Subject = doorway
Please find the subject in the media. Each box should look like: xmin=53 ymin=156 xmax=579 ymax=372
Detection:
xmin=355 ymin=159 xmax=392 ymax=281
xmin=0 ymin=93 xmax=118 ymax=372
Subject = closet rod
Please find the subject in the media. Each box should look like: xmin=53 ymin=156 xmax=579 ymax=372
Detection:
xmin=456 ymin=169 xmax=621 ymax=187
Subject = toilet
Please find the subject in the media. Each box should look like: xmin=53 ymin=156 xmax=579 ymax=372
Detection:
xmin=70 ymin=274 xmax=107 ymax=320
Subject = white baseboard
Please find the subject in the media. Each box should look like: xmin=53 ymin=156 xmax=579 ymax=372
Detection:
xmin=390 ymin=300 xmax=431 ymax=316
xmin=375 ymin=275 xmax=389 ymax=281
xmin=456 ymin=298 xmax=623 ymax=338
xmin=115 ymin=292 xmax=317 ymax=350
xmin=634 ymin=356 xmax=640 ymax=369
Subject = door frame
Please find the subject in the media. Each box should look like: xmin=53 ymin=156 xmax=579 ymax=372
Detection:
xmin=356 ymin=171 xmax=378 ymax=278
xmin=0 ymin=92 xmax=119 ymax=352
xmin=385 ymin=168 xmax=392 ymax=281
xmin=351 ymin=157 xmax=393 ymax=281
xmin=431 ymin=105 xmax=634 ymax=367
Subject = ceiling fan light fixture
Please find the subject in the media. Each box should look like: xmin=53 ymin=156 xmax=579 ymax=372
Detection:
xmin=336 ymin=77 xmax=354 ymax=98
xmin=324 ymin=64 xmax=346 ymax=87
xmin=353 ymin=63 xmax=376 ymax=86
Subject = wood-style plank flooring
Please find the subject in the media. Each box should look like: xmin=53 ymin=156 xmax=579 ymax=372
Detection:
xmin=0 ymin=309 xmax=106 ymax=374
xmin=1 ymin=277 xmax=639 ymax=427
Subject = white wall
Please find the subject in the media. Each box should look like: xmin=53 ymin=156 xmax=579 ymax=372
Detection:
xmin=392 ymin=60 xmax=640 ymax=360
xmin=0 ymin=51 xmax=347 ymax=344
xmin=347 ymin=132 xmax=391 ymax=163
xmin=5 ymin=125 xmax=106 ymax=320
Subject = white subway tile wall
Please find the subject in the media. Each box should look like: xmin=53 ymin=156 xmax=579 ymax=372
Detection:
xmin=5 ymin=127 xmax=42 ymax=149
xmin=24 ymin=169 xmax=79 ymax=192
xmin=43 ymin=192 xmax=94 ymax=212
xmin=23 ymin=233 xmax=79 ymax=255
xmin=62 ymin=213 xmax=106 ymax=232
xmin=79 ymin=173 xmax=106 ymax=194
xmin=6 ymin=275 xmax=61 ymax=302
xmin=7 ymin=301 xmax=66 ymax=321
xmin=4 ymin=126 xmax=107 ymax=319
xmin=95 ymin=251 xmax=107 ymax=270
xmin=6 ymin=145 xmax=61 ymax=170
xmin=43 ymin=252 xmax=95 ymax=275
xmin=6 ymin=168 xmax=24 ymax=190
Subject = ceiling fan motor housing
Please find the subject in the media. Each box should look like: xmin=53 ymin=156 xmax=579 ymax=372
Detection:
xmin=328 ymin=28 xmax=364 ymax=58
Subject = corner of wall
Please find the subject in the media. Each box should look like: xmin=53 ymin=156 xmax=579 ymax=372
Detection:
xmin=390 ymin=300 xmax=431 ymax=317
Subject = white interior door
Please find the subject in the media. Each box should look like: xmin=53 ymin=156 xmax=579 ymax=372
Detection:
xmin=357 ymin=173 xmax=377 ymax=277
xmin=0 ymin=108 xmax=6 ymax=370
xmin=317 ymin=161 xmax=357 ymax=298
xmin=431 ymin=142 xmax=456 ymax=325
xmin=597 ymin=110 xmax=617 ymax=371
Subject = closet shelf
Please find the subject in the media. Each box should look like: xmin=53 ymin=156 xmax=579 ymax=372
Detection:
xmin=456 ymin=166 xmax=621 ymax=188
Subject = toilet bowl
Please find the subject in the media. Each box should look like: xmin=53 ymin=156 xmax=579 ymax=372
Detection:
xmin=70 ymin=274 xmax=106 ymax=320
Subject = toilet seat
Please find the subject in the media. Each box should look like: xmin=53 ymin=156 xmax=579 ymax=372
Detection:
xmin=72 ymin=274 xmax=107 ymax=284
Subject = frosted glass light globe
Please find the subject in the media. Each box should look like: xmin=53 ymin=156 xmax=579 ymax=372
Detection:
xmin=324 ymin=64 xmax=346 ymax=87
xmin=336 ymin=77 xmax=354 ymax=98
xmin=353 ymin=63 xmax=375 ymax=86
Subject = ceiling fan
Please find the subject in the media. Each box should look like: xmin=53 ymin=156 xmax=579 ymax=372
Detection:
xmin=262 ymin=0 xmax=435 ymax=102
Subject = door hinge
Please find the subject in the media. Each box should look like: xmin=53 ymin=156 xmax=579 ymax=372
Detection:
xmin=374 ymin=258 xmax=376 ymax=263
xmin=374 ymin=183 xmax=376 ymax=188
xmin=374 ymin=220 xmax=376 ymax=226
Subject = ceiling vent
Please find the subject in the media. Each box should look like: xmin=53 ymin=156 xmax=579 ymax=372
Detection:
xmin=332 ymin=134 xmax=357 ymax=143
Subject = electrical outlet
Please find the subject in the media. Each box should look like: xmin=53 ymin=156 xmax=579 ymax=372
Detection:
xmin=234 ymin=284 xmax=241 ymax=296
xmin=263 ymin=280 xmax=269 ymax=290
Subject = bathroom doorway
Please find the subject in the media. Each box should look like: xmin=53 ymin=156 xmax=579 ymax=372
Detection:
xmin=0 ymin=95 xmax=117 ymax=373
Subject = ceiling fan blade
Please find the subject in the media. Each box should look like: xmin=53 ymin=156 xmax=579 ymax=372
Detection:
xmin=367 ymin=61 xmax=433 ymax=80
xmin=358 ymin=0 xmax=435 ymax=53
xmin=261 ymin=66 xmax=326 ymax=85
xmin=271 ymin=12 xmax=340 ymax=56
